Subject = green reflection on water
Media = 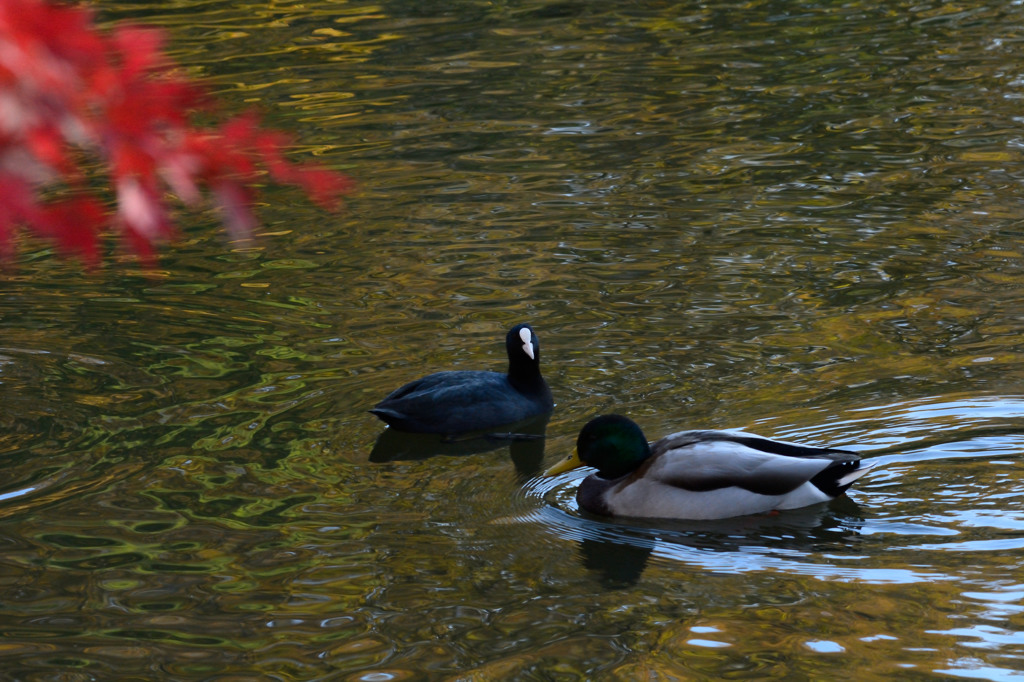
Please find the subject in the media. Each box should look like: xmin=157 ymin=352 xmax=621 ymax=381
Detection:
xmin=3 ymin=0 xmax=1024 ymax=678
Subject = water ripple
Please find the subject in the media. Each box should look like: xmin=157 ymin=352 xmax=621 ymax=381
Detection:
xmin=528 ymin=393 xmax=1024 ymax=587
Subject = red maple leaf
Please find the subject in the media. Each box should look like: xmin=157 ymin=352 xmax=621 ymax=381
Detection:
xmin=0 ymin=0 xmax=352 ymax=265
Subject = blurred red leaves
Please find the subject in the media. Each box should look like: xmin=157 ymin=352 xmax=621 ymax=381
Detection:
xmin=0 ymin=0 xmax=353 ymax=263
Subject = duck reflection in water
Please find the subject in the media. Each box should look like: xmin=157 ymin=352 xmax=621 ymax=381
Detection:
xmin=369 ymin=414 xmax=550 ymax=479
xmin=568 ymin=497 xmax=866 ymax=588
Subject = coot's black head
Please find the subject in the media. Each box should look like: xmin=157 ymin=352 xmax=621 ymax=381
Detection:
xmin=505 ymin=323 xmax=541 ymax=371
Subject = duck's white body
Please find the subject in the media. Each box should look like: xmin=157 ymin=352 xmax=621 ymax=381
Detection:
xmin=574 ymin=428 xmax=877 ymax=521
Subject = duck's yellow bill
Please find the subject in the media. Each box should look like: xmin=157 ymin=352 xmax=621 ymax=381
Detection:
xmin=543 ymin=448 xmax=584 ymax=476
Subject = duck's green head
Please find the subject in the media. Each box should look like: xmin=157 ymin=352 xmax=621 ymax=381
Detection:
xmin=544 ymin=414 xmax=652 ymax=479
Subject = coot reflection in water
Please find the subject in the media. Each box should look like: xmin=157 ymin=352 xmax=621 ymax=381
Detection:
xmin=369 ymin=414 xmax=550 ymax=479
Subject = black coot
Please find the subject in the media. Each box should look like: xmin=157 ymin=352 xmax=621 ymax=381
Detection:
xmin=370 ymin=323 xmax=553 ymax=434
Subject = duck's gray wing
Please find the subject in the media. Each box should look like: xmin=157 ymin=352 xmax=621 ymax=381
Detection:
xmin=648 ymin=430 xmax=860 ymax=496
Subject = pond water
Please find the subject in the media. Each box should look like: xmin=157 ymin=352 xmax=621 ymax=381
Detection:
xmin=3 ymin=0 xmax=1024 ymax=678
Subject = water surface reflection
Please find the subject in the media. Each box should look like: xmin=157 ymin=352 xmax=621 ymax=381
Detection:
xmin=369 ymin=414 xmax=549 ymax=478
xmin=4 ymin=0 xmax=1024 ymax=678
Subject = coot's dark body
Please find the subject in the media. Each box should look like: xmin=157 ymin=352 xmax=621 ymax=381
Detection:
xmin=370 ymin=323 xmax=553 ymax=434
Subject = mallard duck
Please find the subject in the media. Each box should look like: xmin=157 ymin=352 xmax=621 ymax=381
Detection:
xmin=370 ymin=323 xmax=553 ymax=434
xmin=545 ymin=414 xmax=876 ymax=520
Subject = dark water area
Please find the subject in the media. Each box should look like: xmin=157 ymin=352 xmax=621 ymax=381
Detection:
xmin=3 ymin=0 xmax=1024 ymax=678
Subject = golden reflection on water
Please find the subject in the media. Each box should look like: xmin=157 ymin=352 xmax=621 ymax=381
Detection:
xmin=3 ymin=0 xmax=1024 ymax=678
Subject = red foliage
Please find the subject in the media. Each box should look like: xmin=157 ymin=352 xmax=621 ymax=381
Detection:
xmin=0 ymin=0 xmax=353 ymax=263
